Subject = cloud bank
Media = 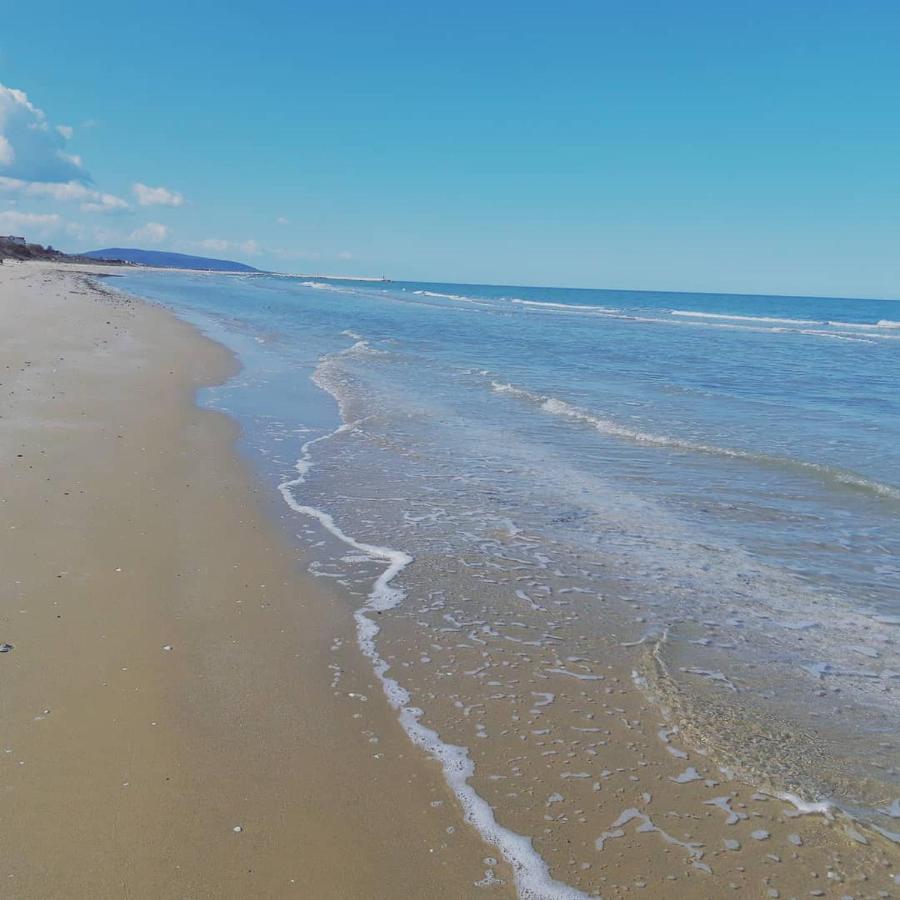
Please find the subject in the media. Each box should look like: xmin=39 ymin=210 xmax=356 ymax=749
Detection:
xmin=133 ymin=182 xmax=184 ymax=207
xmin=0 ymin=176 xmax=128 ymax=213
xmin=0 ymin=84 xmax=89 ymax=183
xmin=130 ymin=222 xmax=168 ymax=244
xmin=0 ymin=210 xmax=62 ymax=235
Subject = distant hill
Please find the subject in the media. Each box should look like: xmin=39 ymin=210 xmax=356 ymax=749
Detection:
xmin=83 ymin=247 xmax=261 ymax=273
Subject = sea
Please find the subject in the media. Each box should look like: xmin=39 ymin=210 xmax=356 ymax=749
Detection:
xmin=111 ymin=270 xmax=900 ymax=888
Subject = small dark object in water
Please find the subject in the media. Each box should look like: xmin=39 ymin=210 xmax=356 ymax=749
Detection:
xmin=0 ymin=643 xmax=14 ymax=653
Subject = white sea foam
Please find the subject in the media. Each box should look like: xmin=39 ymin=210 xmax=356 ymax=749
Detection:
xmin=545 ymin=667 xmax=604 ymax=681
xmin=799 ymin=329 xmax=876 ymax=344
xmin=595 ymin=808 xmax=708 ymax=871
xmin=670 ymin=767 xmax=703 ymax=784
xmin=705 ymin=795 xmax=749 ymax=824
xmin=413 ymin=289 xmax=477 ymax=302
xmin=834 ymin=318 xmax=900 ymax=330
xmin=671 ymin=310 xmax=900 ymax=341
xmin=852 ymin=331 xmax=900 ymax=341
xmin=491 ymin=381 xmax=536 ymax=400
xmin=299 ymin=280 xmax=351 ymax=292
xmin=671 ymin=310 xmax=821 ymax=326
xmin=776 ymin=792 xmax=835 ymax=819
xmin=510 ymin=299 xmax=621 ymax=313
xmin=339 ymin=338 xmax=390 ymax=358
xmin=276 ymin=341 xmax=591 ymax=900
xmin=817 ymin=322 xmax=900 ymax=340
xmin=531 ymin=692 xmax=556 ymax=709
xmin=823 ymin=470 xmax=900 ymax=498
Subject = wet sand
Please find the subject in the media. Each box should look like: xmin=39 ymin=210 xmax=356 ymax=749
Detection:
xmin=0 ymin=261 xmax=509 ymax=898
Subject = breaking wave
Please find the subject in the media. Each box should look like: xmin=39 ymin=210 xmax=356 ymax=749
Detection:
xmin=510 ymin=299 xmax=622 ymax=313
xmin=490 ymin=381 xmax=900 ymax=501
xmin=412 ymin=289 xmax=478 ymax=302
xmin=671 ymin=310 xmax=821 ymax=326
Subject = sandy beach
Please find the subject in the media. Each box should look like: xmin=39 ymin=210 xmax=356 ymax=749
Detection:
xmin=0 ymin=261 xmax=509 ymax=898
xmin=1 ymin=261 xmax=897 ymax=900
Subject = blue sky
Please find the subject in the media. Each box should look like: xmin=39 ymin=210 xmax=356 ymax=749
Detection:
xmin=2 ymin=1 xmax=899 ymax=297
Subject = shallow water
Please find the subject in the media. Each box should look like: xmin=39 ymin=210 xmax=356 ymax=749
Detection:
xmin=113 ymin=271 xmax=900 ymax=882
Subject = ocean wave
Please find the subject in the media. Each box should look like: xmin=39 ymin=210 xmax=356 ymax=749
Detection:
xmin=500 ymin=303 xmax=898 ymax=345
xmin=299 ymin=280 xmax=352 ymax=293
xmin=671 ymin=310 xmax=821 ymax=326
xmin=510 ymin=299 xmax=622 ymax=313
xmin=822 ymin=321 xmax=900 ymax=339
xmin=860 ymin=332 xmax=900 ymax=341
xmin=490 ymin=382 xmax=900 ymax=500
xmin=490 ymin=381 xmax=537 ymax=400
xmin=671 ymin=310 xmax=900 ymax=338
xmin=337 ymin=338 xmax=391 ymax=358
xmin=798 ymin=330 xmax=876 ymax=344
xmin=491 ymin=382 xmax=735 ymax=452
xmin=412 ymin=289 xmax=477 ymax=302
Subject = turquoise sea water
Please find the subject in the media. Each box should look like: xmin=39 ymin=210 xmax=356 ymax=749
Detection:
xmin=113 ymin=271 xmax=900 ymax=844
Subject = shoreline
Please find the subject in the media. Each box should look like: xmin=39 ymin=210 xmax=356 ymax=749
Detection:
xmin=289 ymin=326 xmax=900 ymax=896
xmin=3 ymin=260 xmax=897 ymax=898
xmin=0 ymin=261 xmax=510 ymax=898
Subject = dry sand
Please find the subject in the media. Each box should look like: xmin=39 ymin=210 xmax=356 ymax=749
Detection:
xmin=0 ymin=261 xmax=511 ymax=899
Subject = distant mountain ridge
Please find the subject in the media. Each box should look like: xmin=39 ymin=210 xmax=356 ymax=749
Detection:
xmin=83 ymin=247 xmax=261 ymax=273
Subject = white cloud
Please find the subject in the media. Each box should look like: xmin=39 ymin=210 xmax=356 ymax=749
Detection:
xmin=0 ymin=176 xmax=82 ymax=201
xmin=0 ymin=209 xmax=61 ymax=236
xmin=240 ymin=239 xmax=259 ymax=255
xmin=56 ymin=124 xmax=74 ymax=140
xmin=130 ymin=222 xmax=168 ymax=244
xmin=0 ymin=83 xmax=88 ymax=183
xmin=0 ymin=135 xmax=13 ymax=166
xmin=133 ymin=182 xmax=184 ymax=207
xmin=276 ymin=216 xmax=289 ymax=225
xmin=0 ymin=176 xmax=128 ymax=213
xmin=80 ymin=195 xmax=130 ymax=213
